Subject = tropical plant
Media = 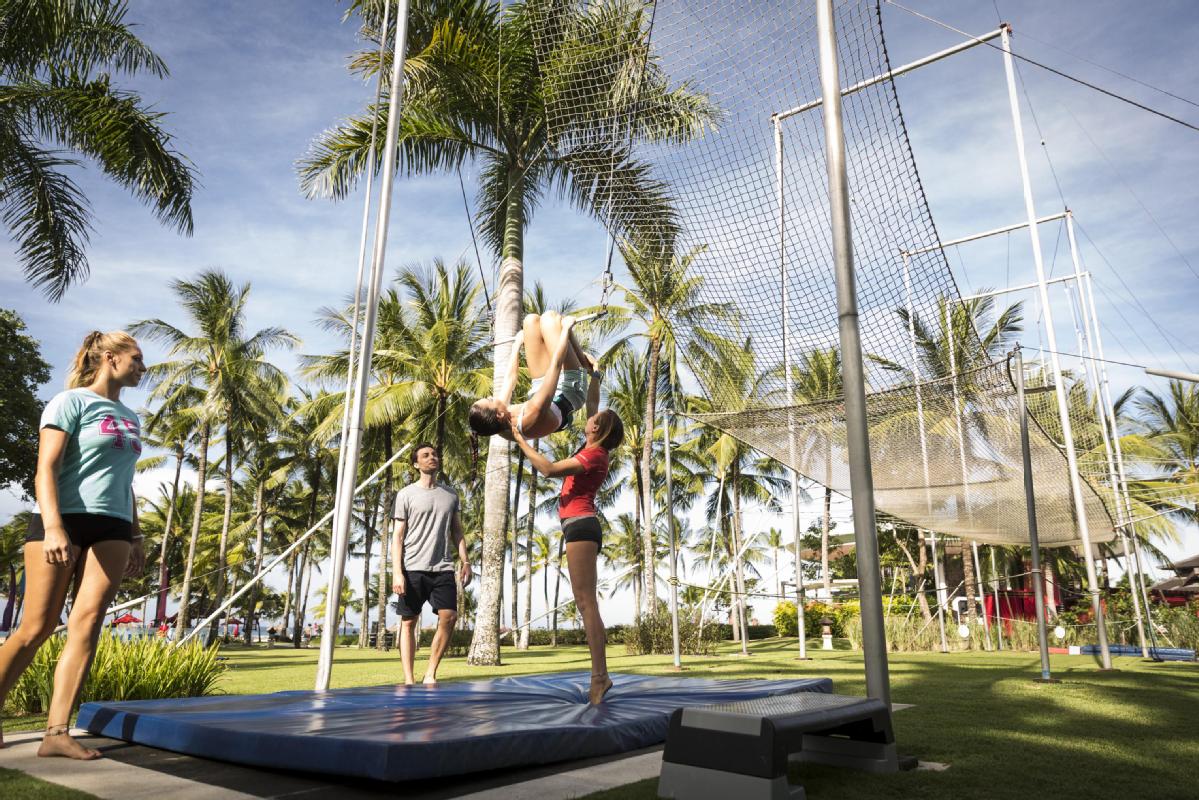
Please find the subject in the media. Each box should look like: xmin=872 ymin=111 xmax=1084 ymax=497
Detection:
xmin=300 ymin=0 xmax=717 ymax=666
xmin=132 ymin=270 xmax=296 ymax=638
xmin=0 ymin=0 xmax=195 ymax=299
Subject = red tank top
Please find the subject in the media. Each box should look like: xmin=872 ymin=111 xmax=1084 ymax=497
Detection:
xmin=558 ymin=446 xmax=609 ymax=519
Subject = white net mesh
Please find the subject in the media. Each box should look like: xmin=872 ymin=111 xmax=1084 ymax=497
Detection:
xmin=523 ymin=0 xmax=1115 ymax=546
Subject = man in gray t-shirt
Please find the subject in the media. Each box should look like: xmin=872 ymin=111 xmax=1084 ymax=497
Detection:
xmin=392 ymin=443 xmax=471 ymax=686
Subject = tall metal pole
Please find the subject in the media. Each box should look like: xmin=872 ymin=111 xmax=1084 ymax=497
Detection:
xmin=1065 ymin=215 xmax=1148 ymax=657
xmin=664 ymin=412 xmax=681 ymax=669
xmin=1001 ymin=25 xmax=1111 ymax=668
xmin=816 ymin=0 xmax=889 ymax=704
xmin=776 ymin=117 xmax=808 ymax=660
xmin=1015 ymin=348 xmax=1053 ymax=681
xmin=316 ymin=0 xmax=412 ymax=691
xmin=327 ymin=0 xmax=392 ymax=625
xmin=902 ymin=253 xmax=948 ymax=652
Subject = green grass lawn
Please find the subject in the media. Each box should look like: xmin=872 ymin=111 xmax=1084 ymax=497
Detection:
xmin=4 ymin=638 xmax=1198 ymax=799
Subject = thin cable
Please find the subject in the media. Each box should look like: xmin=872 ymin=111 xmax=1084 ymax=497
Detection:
xmin=1058 ymin=101 xmax=1199 ymax=284
xmin=1014 ymin=28 xmax=1199 ymax=111
xmin=1075 ymin=222 xmax=1196 ymax=372
xmin=883 ymin=1 xmax=1199 ymax=134
xmin=457 ymin=164 xmax=493 ymax=313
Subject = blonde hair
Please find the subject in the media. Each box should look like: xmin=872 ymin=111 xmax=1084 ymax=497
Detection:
xmin=66 ymin=330 xmax=139 ymax=389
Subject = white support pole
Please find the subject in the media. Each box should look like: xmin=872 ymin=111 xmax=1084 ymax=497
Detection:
xmin=903 ymin=212 xmax=1066 ymax=257
xmin=316 ymin=0 xmax=412 ymax=691
xmin=777 ymin=116 xmax=808 ymax=660
xmin=180 ymin=447 xmax=409 ymax=647
xmin=989 ymin=546 xmax=1004 ymax=650
xmin=1001 ymin=25 xmax=1111 ymax=668
xmin=775 ymin=27 xmax=1004 ymax=121
xmin=902 ymin=253 xmax=948 ymax=652
xmin=664 ymin=412 xmax=682 ymax=670
xmin=1064 ymin=219 xmax=1146 ymax=656
xmin=817 ymin=0 xmax=890 ymax=705
xmin=328 ymin=0 xmax=392 ymax=602
xmin=959 ymin=273 xmax=1076 ymax=303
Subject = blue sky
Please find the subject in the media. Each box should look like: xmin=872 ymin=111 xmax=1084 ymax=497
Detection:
xmin=3 ymin=1 xmax=1197 ymax=627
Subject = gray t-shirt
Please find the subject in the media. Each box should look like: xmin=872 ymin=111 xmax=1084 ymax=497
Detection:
xmin=393 ymin=482 xmax=460 ymax=572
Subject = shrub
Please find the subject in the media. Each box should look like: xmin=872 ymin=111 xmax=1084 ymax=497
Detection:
xmin=625 ymin=610 xmax=721 ymax=656
xmin=774 ymin=601 xmax=798 ymax=637
xmin=6 ymin=633 xmax=224 ymax=716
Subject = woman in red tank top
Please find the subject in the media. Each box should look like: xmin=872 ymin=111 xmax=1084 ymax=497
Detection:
xmin=511 ymin=408 xmax=624 ymax=704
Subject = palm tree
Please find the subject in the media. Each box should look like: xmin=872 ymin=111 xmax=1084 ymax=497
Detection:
xmin=764 ymin=526 xmax=785 ymax=601
xmin=300 ymin=0 xmax=717 ymax=666
xmin=132 ymin=270 xmax=296 ymax=639
xmin=0 ymin=0 xmax=195 ymax=299
xmin=139 ymin=387 xmax=201 ymax=625
xmin=615 ymin=240 xmax=732 ymax=613
xmin=790 ymin=347 xmax=841 ymax=594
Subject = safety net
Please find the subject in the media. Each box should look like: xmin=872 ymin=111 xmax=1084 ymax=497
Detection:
xmin=523 ymin=0 xmax=1115 ymax=546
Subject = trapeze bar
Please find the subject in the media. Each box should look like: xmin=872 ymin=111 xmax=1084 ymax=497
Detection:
xmin=772 ymin=26 xmax=1004 ymax=122
xmin=903 ymin=211 xmax=1067 ymax=257
xmin=958 ymin=272 xmax=1079 ymax=302
xmin=1144 ymin=367 xmax=1199 ymax=384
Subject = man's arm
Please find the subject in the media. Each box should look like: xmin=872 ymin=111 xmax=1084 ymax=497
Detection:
xmin=391 ymin=519 xmax=407 ymax=594
xmin=497 ymin=330 xmax=525 ymax=404
xmin=452 ymin=512 xmax=471 ymax=586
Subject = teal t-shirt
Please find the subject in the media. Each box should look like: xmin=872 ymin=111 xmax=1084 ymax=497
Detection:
xmin=39 ymin=388 xmax=142 ymax=522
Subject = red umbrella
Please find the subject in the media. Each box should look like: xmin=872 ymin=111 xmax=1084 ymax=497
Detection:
xmin=113 ymin=613 xmax=141 ymax=624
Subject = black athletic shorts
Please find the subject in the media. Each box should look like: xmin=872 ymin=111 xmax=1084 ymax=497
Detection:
xmin=562 ymin=515 xmax=602 ymax=548
xmin=26 ymin=513 xmax=133 ymax=549
xmin=552 ymin=396 xmax=575 ymax=432
xmin=395 ymin=569 xmax=457 ymax=617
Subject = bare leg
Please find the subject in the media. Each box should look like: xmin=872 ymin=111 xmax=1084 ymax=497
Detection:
xmin=0 ymin=543 xmax=77 ymax=748
xmin=566 ymin=539 xmax=610 ymax=704
xmin=39 ymin=539 xmax=130 ymax=760
xmin=398 ymin=617 xmax=418 ymax=685
xmin=422 ymin=609 xmax=458 ymax=685
xmin=522 ymin=313 xmax=550 ymax=379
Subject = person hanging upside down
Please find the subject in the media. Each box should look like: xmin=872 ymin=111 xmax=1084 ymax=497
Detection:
xmin=468 ymin=311 xmax=599 ymax=440
xmin=511 ymin=405 xmax=623 ymax=705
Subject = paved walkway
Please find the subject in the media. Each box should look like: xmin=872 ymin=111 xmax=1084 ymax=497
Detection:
xmin=0 ymin=728 xmax=664 ymax=799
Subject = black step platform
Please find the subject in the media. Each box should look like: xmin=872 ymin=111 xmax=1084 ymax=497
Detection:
xmin=658 ymin=690 xmax=899 ymax=800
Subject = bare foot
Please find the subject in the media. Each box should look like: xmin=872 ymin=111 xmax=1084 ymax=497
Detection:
xmin=38 ymin=730 xmax=101 ymax=760
xmin=422 ymin=677 xmax=439 ymax=687
xmin=589 ymin=673 xmax=613 ymax=705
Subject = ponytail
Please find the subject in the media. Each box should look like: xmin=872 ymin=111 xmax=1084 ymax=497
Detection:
xmin=66 ymin=330 xmax=139 ymax=388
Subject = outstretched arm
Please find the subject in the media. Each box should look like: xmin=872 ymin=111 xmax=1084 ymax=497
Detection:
xmin=510 ymin=423 xmax=586 ymax=479
xmin=497 ymin=330 xmax=525 ymax=404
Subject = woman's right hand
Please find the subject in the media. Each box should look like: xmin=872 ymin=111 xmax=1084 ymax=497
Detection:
xmin=42 ymin=524 xmax=75 ymax=567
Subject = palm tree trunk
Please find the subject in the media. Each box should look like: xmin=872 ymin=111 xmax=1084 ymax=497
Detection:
xmin=206 ymin=439 xmax=235 ymax=645
xmin=961 ymin=529 xmax=978 ymax=629
xmin=156 ymin=443 xmax=185 ymax=625
xmin=519 ymin=470 xmax=536 ymax=650
xmin=175 ymin=421 xmax=210 ymax=639
xmin=731 ymin=471 xmax=750 ymax=654
xmin=282 ymin=552 xmax=294 ymax=634
xmin=466 ymin=164 xmax=525 ymax=667
xmin=293 ymin=542 xmax=311 ymax=648
xmin=632 ymin=455 xmax=647 ymax=618
xmin=243 ymin=480 xmax=266 ymax=646
xmin=551 ymin=535 xmax=563 ymax=646
xmin=359 ymin=488 xmax=377 ymax=648
xmin=640 ymin=336 xmax=661 ymax=614
xmin=509 ymin=450 xmax=525 ymax=632
xmin=376 ymin=437 xmax=396 ymax=649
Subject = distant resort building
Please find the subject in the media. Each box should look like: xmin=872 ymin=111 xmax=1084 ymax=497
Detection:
xmin=1149 ymin=554 xmax=1199 ymax=607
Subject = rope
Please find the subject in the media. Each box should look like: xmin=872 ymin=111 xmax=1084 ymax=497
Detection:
xmin=884 ymin=1 xmax=1199 ymax=134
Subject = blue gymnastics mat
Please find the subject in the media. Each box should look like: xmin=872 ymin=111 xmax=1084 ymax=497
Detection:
xmin=78 ymin=671 xmax=832 ymax=782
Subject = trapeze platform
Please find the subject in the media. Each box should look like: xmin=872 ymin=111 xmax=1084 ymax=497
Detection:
xmin=77 ymin=671 xmax=832 ymax=782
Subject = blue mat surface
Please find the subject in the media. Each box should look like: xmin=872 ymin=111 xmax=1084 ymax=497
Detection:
xmin=78 ymin=671 xmax=831 ymax=781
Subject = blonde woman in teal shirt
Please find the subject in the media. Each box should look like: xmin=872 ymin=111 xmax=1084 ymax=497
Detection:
xmin=0 ymin=331 xmax=147 ymax=759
